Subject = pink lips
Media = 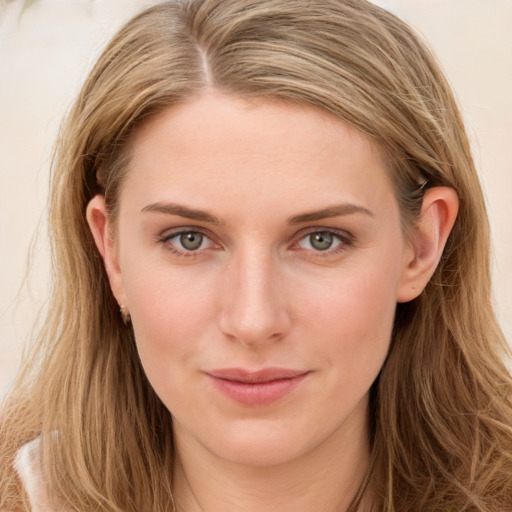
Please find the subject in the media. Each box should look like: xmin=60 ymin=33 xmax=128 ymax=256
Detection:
xmin=206 ymin=368 xmax=309 ymax=406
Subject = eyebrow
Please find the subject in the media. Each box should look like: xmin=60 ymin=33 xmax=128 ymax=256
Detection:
xmin=288 ymin=204 xmax=374 ymax=224
xmin=141 ymin=202 xmax=222 ymax=225
xmin=142 ymin=201 xmax=373 ymax=225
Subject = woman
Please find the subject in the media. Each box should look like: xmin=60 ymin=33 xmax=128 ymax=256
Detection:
xmin=1 ymin=0 xmax=511 ymax=510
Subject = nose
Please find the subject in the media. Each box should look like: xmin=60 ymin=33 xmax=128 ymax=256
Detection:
xmin=218 ymin=247 xmax=292 ymax=347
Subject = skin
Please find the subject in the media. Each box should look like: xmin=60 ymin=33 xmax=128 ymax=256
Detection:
xmin=87 ymin=91 xmax=458 ymax=511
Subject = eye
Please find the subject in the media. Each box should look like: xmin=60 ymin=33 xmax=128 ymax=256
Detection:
xmin=159 ymin=229 xmax=216 ymax=255
xmin=179 ymin=231 xmax=205 ymax=251
xmin=307 ymin=232 xmax=336 ymax=251
xmin=295 ymin=230 xmax=351 ymax=253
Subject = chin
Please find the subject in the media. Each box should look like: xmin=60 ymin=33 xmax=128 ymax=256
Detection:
xmin=203 ymin=420 xmax=321 ymax=467
xmin=216 ymin=440 xmax=304 ymax=467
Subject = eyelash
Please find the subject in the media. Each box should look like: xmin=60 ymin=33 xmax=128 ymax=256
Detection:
xmin=291 ymin=228 xmax=354 ymax=257
xmin=157 ymin=227 xmax=354 ymax=258
xmin=157 ymin=228 xmax=216 ymax=258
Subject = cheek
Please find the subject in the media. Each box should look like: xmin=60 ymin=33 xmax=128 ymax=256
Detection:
xmin=297 ymin=257 xmax=400 ymax=379
xmin=121 ymin=260 xmax=219 ymax=379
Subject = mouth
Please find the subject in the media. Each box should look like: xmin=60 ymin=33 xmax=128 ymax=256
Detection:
xmin=205 ymin=367 xmax=310 ymax=406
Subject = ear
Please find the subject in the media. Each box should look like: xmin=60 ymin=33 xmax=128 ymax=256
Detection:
xmin=397 ymin=187 xmax=459 ymax=303
xmin=86 ymin=195 xmax=127 ymax=306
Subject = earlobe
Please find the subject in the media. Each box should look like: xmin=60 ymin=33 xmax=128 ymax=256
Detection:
xmin=397 ymin=187 xmax=459 ymax=303
xmin=86 ymin=195 xmax=126 ymax=305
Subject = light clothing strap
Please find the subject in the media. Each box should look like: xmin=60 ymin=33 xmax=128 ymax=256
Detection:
xmin=14 ymin=438 xmax=56 ymax=512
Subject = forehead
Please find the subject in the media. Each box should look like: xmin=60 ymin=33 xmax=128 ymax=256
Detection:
xmin=123 ymin=91 xmax=396 ymax=219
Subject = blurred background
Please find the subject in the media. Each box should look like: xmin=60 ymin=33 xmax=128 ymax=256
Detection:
xmin=1 ymin=0 xmax=511 ymax=398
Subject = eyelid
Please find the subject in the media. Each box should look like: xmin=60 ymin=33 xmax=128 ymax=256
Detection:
xmin=290 ymin=227 xmax=355 ymax=253
xmin=157 ymin=226 xmax=220 ymax=255
xmin=156 ymin=225 xmax=354 ymax=258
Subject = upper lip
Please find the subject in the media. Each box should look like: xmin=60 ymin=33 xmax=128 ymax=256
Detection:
xmin=206 ymin=367 xmax=309 ymax=384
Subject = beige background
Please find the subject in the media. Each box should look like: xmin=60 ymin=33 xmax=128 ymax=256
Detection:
xmin=1 ymin=0 xmax=511 ymax=398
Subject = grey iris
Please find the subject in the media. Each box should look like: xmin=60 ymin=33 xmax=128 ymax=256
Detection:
xmin=180 ymin=232 xmax=203 ymax=250
xmin=310 ymin=232 xmax=333 ymax=251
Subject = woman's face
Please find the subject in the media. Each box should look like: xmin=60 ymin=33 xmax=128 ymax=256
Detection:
xmin=99 ymin=92 xmax=417 ymax=467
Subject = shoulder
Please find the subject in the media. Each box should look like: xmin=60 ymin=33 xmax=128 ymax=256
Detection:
xmin=14 ymin=438 xmax=57 ymax=512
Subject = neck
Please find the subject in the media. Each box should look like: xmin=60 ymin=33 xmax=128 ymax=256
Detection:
xmin=172 ymin=411 xmax=371 ymax=512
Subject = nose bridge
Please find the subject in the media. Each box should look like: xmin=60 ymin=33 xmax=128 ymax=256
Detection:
xmin=219 ymin=243 xmax=290 ymax=345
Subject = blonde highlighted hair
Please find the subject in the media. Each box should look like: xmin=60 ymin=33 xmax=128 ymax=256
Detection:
xmin=1 ymin=1 xmax=511 ymax=510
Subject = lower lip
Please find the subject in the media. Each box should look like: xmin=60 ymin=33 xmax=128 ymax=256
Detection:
xmin=207 ymin=374 xmax=309 ymax=406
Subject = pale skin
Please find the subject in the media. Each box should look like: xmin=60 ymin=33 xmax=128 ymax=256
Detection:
xmin=87 ymin=92 xmax=458 ymax=512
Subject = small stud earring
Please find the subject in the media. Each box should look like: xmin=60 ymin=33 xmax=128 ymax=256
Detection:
xmin=119 ymin=304 xmax=131 ymax=326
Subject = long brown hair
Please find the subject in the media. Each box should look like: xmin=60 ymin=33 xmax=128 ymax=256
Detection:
xmin=2 ymin=1 xmax=511 ymax=510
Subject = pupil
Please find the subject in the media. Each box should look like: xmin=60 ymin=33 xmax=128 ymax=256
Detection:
xmin=180 ymin=232 xmax=203 ymax=250
xmin=311 ymin=232 xmax=333 ymax=251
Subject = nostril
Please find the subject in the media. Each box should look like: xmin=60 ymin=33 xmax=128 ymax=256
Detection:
xmin=218 ymin=300 xmax=292 ymax=346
